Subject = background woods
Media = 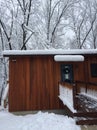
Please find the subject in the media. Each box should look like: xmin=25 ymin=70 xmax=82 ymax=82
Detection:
xmin=0 ymin=0 xmax=97 ymax=50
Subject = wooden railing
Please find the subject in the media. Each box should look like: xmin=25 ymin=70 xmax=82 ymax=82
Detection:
xmin=73 ymin=81 xmax=97 ymax=111
xmin=59 ymin=81 xmax=97 ymax=125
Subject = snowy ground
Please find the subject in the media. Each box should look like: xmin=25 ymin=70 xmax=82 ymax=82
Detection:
xmin=0 ymin=110 xmax=81 ymax=130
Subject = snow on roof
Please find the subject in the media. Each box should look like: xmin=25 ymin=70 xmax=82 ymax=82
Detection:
xmin=3 ymin=49 xmax=97 ymax=56
xmin=54 ymin=55 xmax=84 ymax=62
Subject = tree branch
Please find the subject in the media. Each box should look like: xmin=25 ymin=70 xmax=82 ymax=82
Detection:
xmin=50 ymin=3 xmax=68 ymax=43
xmin=21 ymin=31 xmax=34 ymax=50
xmin=0 ymin=19 xmax=9 ymax=40
xmin=0 ymin=28 xmax=4 ymax=50
xmin=80 ymin=12 xmax=97 ymax=48
xmin=50 ymin=0 xmax=61 ymax=19
xmin=26 ymin=0 xmax=32 ymax=26
xmin=0 ymin=19 xmax=12 ymax=50
xmin=17 ymin=0 xmax=24 ymax=12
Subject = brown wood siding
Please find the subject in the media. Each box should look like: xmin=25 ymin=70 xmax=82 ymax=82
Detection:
xmin=9 ymin=54 xmax=97 ymax=112
xmin=86 ymin=55 xmax=97 ymax=94
xmin=9 ymin=55 xmax=64 ymax=111
xmin=73 ymin=62 xmax=85 ymax=82
xmin=30 ymin=56 xmax=62 ymax=110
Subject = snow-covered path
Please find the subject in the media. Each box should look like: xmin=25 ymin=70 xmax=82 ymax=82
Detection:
xmin=0 ymin=111 xmax=80 ymax=130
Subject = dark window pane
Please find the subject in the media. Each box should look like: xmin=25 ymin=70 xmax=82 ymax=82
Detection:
xmin=91 ymin=63 xmax=97 ymax=77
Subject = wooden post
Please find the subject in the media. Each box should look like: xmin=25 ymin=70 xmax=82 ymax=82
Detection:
xmin=72 ymin=82 xmax=78 ymax=110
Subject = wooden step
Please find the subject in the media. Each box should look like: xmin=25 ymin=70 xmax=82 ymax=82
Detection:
xmin=76 ymin=118 xmax=97 ymax=125
xmin=74 ymin=112 xmax=97 ymax=118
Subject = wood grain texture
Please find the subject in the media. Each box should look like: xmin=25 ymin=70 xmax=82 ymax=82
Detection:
xmin=30 ymin=56 xmax=62 ymax=110
xmin=8 ymin=54 xmax=97 ymax=112
xmin=9 ymin=56 xmax=29 ymax=111
xmin=9 ymin=55 xmax=64 ymax=111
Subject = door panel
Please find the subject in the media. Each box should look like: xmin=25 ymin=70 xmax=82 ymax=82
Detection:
xmin=9 ymin=57 xmax=30 ymax=111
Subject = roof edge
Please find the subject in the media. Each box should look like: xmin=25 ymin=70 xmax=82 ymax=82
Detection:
xmin=3 ymin=49 xmax=97 ymax=56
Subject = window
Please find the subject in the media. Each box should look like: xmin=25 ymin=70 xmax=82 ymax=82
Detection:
xmin=61 ymin=64 xmax=73 ymax=83
xmin=91 ymin=63 xmax=97 ymax=77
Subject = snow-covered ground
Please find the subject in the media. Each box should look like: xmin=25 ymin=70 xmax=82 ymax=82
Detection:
xmin=0 ymin=110 xmax=81 ymax=130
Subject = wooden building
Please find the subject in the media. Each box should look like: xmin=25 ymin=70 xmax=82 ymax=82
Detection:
xmin=3 ymin=49 xmax=97 ymax=124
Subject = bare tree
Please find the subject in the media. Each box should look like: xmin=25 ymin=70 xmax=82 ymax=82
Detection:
xmin=17 ymin=0 xmax=34 ymax=50
xmin=0 ymin=28 xmax=8 ymax=106
xmin=43 ymin=0 xmax=78 ymax=48
xmin=69 ymin=0 xmax=97 ymax=49
xmin=86 ymin=0 xmax=97 ymax=49
xmin=80 ymin=12 xmax=97 ymax=48
xmin=0 ymin=10 xmax=13 ymax=50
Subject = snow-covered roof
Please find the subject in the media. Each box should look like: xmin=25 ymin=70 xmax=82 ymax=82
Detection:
xmin=54 ymin=55 xmax=84 ymax=62
xmin=3 ymin=49 xmax=97 ymax=56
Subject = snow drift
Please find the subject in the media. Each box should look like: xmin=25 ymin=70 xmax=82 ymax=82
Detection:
xmin=0 ymin=111 xmax=80 ymax=130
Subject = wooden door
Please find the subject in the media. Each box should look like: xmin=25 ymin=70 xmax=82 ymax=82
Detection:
xmin=9 ymin=57 xmax=30 ymax=111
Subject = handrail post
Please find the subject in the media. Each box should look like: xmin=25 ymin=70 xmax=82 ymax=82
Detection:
xmin=72 ymin=82 xmax=78 ymax=110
